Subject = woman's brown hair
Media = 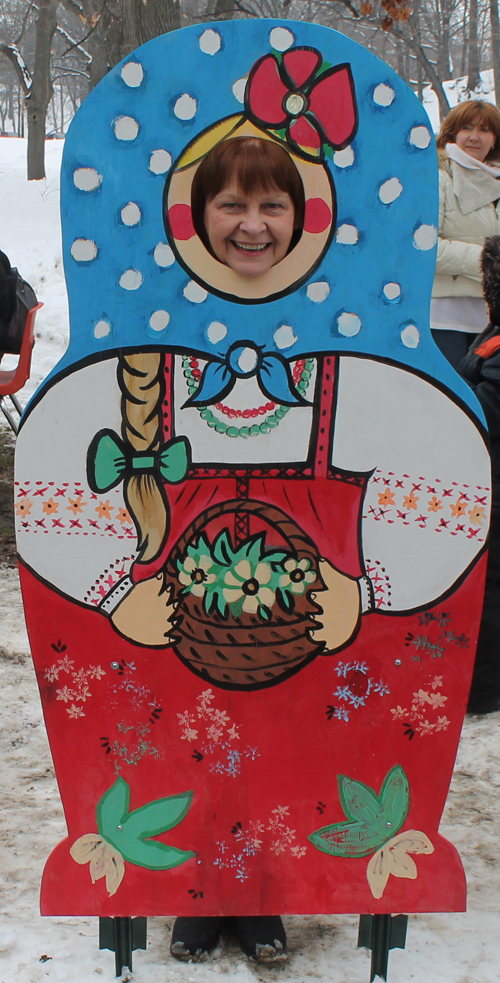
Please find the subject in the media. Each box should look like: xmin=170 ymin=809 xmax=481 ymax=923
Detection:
xmin=191 ymin=136 xmax=305 ymax=251
xmin=437 ymin=100 xmax=500 ymax=160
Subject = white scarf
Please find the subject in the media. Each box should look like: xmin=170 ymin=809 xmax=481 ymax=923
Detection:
xmin=446 ymin=141 xmax=500 ymax=178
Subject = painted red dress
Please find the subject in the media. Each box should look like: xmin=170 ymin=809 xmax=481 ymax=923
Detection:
xmin=15 ymin=349 xmax=490 ymax=915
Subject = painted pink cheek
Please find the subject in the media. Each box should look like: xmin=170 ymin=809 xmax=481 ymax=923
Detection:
xmin=303 ymin=198 xmax=332 ymax=235
xmin=168 ymin=203 xmax=196 ymax=240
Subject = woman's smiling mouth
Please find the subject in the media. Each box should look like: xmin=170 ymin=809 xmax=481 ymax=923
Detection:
xmin=230 ymin=241 xmax=270 ymax=252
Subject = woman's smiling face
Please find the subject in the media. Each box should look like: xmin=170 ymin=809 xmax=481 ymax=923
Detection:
xmin=204 ymin=184 xmax=296 ymax=277
xmin=455 ymin=116 xmax=497 ymax=162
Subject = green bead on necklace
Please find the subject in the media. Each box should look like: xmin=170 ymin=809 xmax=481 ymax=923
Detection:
xmin=182 ymin=356 xmax=314 ymax=438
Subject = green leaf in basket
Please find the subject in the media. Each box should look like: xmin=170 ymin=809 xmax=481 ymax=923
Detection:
xmin=276 ymin=586 xmax=295 ymax=614
xmin=308 ymin=764 xmax=410 ymax=859
xmin=96 ymin=779 xmax=195 ymax=870
xmin=212 ymin=530 xmax=233 ymax=565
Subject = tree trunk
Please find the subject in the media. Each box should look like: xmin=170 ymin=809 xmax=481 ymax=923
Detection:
xmin=27 ymin=0 xmax=58 ymax=180
xmin=209 ymin=0 xmax=236 ymax=19
xmin=437 ymin=0 xmax=451 ymax=81
xmin=468 ymin=0 xmax=481 ymax=92
xmin=390 ymin=21 xmax=451 ymax=118
xmin=461 ymin=0 xmax=469 ymax=76
xmin=490 ymin=0 xmax=500 ymax=107
xmin=122 ymin=0 xmax=180 ymax=56
xmin=417 ymin=57 xmax=423 ymax=100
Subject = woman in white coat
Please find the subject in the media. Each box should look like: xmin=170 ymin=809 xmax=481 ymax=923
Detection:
xmin=432 ymin=101 xmax=500 ymax=368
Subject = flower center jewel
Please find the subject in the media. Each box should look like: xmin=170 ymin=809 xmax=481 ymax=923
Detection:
xmin=242 ymin=578 xmax=259 ymax=596
xmin=285 ymin=92 xmax=306 ymax=116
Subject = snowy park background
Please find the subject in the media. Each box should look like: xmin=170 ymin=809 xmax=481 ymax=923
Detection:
xmin=1 ymin=136 xmax=500 ymax=983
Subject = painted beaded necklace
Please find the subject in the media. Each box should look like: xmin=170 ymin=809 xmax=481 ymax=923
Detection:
xmin=182 ymin=356 xmax=315 ymax=438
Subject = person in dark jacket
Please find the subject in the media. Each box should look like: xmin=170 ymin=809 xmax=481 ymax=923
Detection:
xmin=0 ymin=250 xmax=37 ymax=358
xmin=460 ymin=234 xmax=500 ymax=713
xmin=0 ymin=250 xmax=16 ymax=330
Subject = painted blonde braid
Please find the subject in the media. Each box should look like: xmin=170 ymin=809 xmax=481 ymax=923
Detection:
xmin=118 ymin=352 xmax=168 ymax=564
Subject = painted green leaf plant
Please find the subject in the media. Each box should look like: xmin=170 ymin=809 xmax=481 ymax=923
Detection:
xmin=70 ymin=777 xmax=194 ymax=896
xmin=308 ymin=765 xmax=434 ymax=899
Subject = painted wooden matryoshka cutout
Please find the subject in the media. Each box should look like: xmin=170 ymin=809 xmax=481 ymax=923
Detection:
xmin=15 ymin=20 xmax=490 ymax=917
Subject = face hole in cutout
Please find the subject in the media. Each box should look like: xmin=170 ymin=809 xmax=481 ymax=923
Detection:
xmin=191 ymin=138 xmax=306 ymax=272
xmin=163 ymin=121 xmax=335 ymax=305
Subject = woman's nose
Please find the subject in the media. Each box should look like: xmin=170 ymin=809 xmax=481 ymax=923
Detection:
xmin=239 ymin=208 xmax=266 ymax=235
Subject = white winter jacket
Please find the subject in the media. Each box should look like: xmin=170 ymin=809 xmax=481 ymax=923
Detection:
xmin=433 ymin=154 xmax=500 ymax=298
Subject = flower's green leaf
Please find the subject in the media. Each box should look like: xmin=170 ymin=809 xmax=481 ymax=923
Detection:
xmin=230 ymin=596 xmax=245 ymax=619
xmin=276 ymin=587 xmax=294 ymax=614
xmin=339 ymin=775 xmax=382 ymax=827
xmin=97 ymin=777 xmax=130 ymax=838
xmin=120 ymin=790 xmax=193 ymax=840
xmin=119 ymin=839 xmax=195 ymax=870
xmin=212 ymin=530 xmax=234 ymax=566
xmin=323 ymin=143 xmax=334 ymax=161
xmin=238 ymin=534 xmax=262 ymax=559
xmin=97 ymin=783 xmax=194 ymax=870
xmin=309 ymin=820 xmax=368 ymax=857
xmin=379 ymin=764 xmax=410 ymax=829
xmin=195 ymin=533 xmax=211 ymax=554
xmin=269 ymin=552 xmax=288 ymax=569
xmin=204 ymin=588 xmax=216 ymax=617
xmin=308 ymin=766 xmax=410 ymax=858
xmin=214 ymin=590 xmax=228 ymax=618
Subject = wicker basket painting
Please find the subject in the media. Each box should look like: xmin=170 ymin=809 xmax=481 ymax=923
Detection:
xmin=165 ymin=499 xmax=325 ymax=689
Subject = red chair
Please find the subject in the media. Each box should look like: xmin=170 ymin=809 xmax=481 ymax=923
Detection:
xmin=0 ymin=302 xmax=43 ymax=433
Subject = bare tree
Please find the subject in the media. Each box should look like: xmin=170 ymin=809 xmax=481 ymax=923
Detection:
xmin=468 ymin=0 xmax=481 ymax=88
xmin=1 ymin=0 xmax=58 ymax=178
xmin=27 ymin=0 xmax=58 ymax=177
xmin=122 ymin=0 xmax=180 ymax=53
xmin=490 ymin=0 xmax=500 ymax=105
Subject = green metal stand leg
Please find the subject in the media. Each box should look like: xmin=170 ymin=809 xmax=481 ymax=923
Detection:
xmin=99 ymin=916 xmax=147 ymax=976
xmin=358 ymin=914 xmax=408 ymax=981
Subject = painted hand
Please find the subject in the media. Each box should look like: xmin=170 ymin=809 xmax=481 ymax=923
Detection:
xmin=110 ymin=573 xmax=176 ymax=646
xmin=310 ymin=558 xmax=361 ymax=653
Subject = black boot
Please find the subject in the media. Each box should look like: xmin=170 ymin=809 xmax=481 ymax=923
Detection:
xmin=170 ymin=917 xmax=223 ymax=961
xmin=236 ymin=916 xmax=287 ymax=963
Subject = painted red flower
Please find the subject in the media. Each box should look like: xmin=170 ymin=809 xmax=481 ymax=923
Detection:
xmin=246 ymin=47 xmax=357 ymax=161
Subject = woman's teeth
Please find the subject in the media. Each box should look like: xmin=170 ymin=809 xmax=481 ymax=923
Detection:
xmin=231 ymin=242 xmax=269 ymax=252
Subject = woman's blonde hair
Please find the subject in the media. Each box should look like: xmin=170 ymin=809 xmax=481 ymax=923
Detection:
xmin=437 ymin=100 xmax=500 ymax=160
xmin=118 ymin=352 xmax=168 ymax=564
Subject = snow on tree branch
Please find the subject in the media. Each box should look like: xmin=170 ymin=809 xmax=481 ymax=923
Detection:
xmin=55 ymin=24 xmax=92 ymax=63
xmin=0 ymin=43 xmax=32 ymax=94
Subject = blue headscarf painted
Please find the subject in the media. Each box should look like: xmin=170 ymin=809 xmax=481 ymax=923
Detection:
xmin=50 ymin=19 xmax=483 ymax=418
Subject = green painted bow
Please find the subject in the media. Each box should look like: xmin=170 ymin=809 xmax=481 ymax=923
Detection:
xmin=87 ymin=428 xmax=191 ymax=493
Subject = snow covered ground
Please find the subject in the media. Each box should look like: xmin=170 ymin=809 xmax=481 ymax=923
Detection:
xmin=1 ymin=138 xmax=500 ymax=983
